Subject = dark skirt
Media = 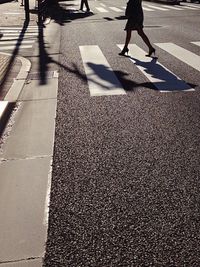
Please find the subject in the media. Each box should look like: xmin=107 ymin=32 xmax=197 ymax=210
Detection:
xmin=124 ymin=9 xmax=144 ymax=31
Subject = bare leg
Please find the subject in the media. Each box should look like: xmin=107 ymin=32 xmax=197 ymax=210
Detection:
xmin=119 ymin=29 xmax=132 ymax=55
xmin=137 ymin=28 xmax=153 ymax=50
xmin=85 ymin=0 xmax=90 ymax=11
xmin=124 ymin=29 xmax=132 ymax=48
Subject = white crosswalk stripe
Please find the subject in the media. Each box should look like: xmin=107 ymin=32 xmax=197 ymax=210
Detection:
xmin=0 ymin=40 xmax=35 ymax=45
xmin=179 ymin=5 xmax=197 ymax=10
xmin=79 ymin=45 xmax=126 ymax=96
xmin=109 ymin=7 xmax=123 ymax=12
xmin=142 ymin=6 xmax=155 ymax=11
xmin=155 ymin=42 xmax=200 ymax=72
xmin=79 ymin=42 xmax=200 ymax=95
xmin=93 ymin=3 xmax=200 ymax=13
xmin=0 ymin=26 xmax=38 ymax=51
xmin=143 ymin=4 xmax=168 ymax=10
xmin=162 ymin=5 xmax=184 ymax=10
xmin=185 ymin=3 xmax=200 ymax=8
xmin=95 ymin=7 xmax=109 ymax=12
xmin=191 ymin=41 xmax=200 ymax=47
xmin=0 ymin=45 xmax=33 ymax=50
xmin=117 ymin=44 xmax=193 ymax=92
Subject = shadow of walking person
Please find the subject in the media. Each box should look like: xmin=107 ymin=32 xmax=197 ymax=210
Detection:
xmin=128 ymin=56 xmax=195 ymax=92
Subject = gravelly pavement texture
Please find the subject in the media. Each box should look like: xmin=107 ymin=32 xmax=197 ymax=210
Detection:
xmin=44 ymin=1 xmax=200 ymax=266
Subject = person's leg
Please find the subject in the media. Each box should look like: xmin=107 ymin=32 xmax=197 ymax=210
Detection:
xmin=85 ymin=0 xmax=90 ymax=11
xmin=137 ymin=28 xmax=153 ymax=49
xmin=137 ymin=28 xmax=155 ymax=56
xmin=80 ymin=0 xmax=84 ymax=10
xmin=119 ymin=29 xmax=132 ymax=55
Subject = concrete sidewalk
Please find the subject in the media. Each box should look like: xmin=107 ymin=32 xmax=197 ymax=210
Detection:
xmin=0 ymin=0 xmax=60 ymax=265
xmin=0 ymin=0 xmax=38 ymax=134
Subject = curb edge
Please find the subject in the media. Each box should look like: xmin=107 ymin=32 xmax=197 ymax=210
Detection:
xmin=0 ymin=53 xmax=31 ymax=135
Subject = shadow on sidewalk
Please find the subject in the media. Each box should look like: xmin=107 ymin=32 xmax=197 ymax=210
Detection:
xmin=0 ymin=0 xmax=93 ymax=87
xmin=0 ymin=20 xmax=29 ymax=90
xmin=34 ymin=0 xmax=94 ymax=85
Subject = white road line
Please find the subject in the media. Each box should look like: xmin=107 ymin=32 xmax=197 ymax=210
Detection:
xmin=0 ymin=101 xmax=8 ymax=121
xmin=3 ymin=33 xmax=38 ymax=36
xmin=143 ymin=4 xmax=168 ymax=10
xmin=0 ymin=40 xmax=35 ymax=45
xmin=109 ymin=7 xmax=123 ymax=12
xmin=155 ymin=42 xmax=200 ymax=72
xmin=95 ymin=7 xmax=109 ymax=12
xmin=162 ymin=5 xmax=184 ymax=10
xmin=185 ymin=3 xmax=200 ymax=8
xmin=0 ymin=30 xmax=37 ymax=33
xmin=79 ymin=45 xmax=126 ymax=96
xmin=179 ymin=5 xmax=197 ymax=10
xmin=100 ymin=3 xmax=106 ymax=7
xmin=0 ymin=27 xmax=39 ymax=30
xmin=191 ymin=41 xmax=200 ymax=47
xmin=1 ymin=36 xmax=36 ymax=40
xmin=143 ymin=6 xmax=154 ymax=11
xmin=4 ymin=12 xmax=23 ymax=15
xmin=117 ymin=44 xmax=193 ymax=92
xmin=0 ymin=45 xmax=33 ymax=50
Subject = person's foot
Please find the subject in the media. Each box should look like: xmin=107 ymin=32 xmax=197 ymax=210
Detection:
xmin=118 ymin=47 xmax=129 ymax=56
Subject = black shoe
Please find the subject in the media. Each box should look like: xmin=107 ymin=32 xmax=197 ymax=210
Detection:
xmin=146 ymin=48 xmax=156 ymax=57
xmin=118 ymin=47 xmax=129 ymax=56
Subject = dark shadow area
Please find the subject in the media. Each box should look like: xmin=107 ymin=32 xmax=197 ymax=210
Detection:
xmin=0 ymin=20 xmax=29 ymax=89
xmin=127 ymin=55 xmax=196 ymax=91
xmin=86 ymin=62 xmax=157 ymax=91
xmin=0 ymin=0 xmax=13 ymax=4
xmin=30 ymin=1 xmax=94 ymax=26
xmin=114 ymin=15 xmax=127 ymax=20
xmin=103 ymin=17 xmax=114 ymax=21
xmin=32 ymin=0 xmax=95 ymax=84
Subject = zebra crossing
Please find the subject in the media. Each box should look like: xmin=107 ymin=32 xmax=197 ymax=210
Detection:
xmin=93 ymin=2 xmax=200 ymax=13
xmin=79 ymin=42 xmax=200 ymax=96
xmin=0 ymin=26 xmax=39 ymax=52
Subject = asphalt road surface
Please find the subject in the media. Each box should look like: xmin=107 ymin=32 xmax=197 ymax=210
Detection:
xmin=44 ymin=0 xmax=200 ymax=266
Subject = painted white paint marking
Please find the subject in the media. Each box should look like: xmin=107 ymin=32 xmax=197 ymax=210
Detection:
xmin=4 ymin=12 xmax=23 ymax=15
xmin=109 ymin=7 xmax=123 ymax=12
xmin=0 ymin=101 xmax=8 ymax=121
xmin=179 ymin=5 xmax=197 ymax=10
xmin=144 ymin=4 xmax=168 ymax=10
xmin=0 ymin=27 xmax=39 ymax=30
xmin=185 ymin=3 xmax=200 ymax=8
xmin=142 ymin=6 xmax=154 ymax=11
xmin=0 ymin=40 xmax=34 ymax=45
xmin=3 ymin=33 xmax=38 ymax=36
xmin=0 ymin=45 xmax=32 ymax=50
xmin=79 ymin=45 xmax=126 ymax=96
xmin=1 ymin=36 xmax=36 ymax=40
xmin=95 ymin=7 xmax=109 ymax=12
xmin=191 ymin=41 xmax=200 ymax=47
xmin=162 ymin=5 xmax=183 ymax=10
xmin=155 ymin=42 xmax=200 ymax=72
xmin=117 ymin=44 xmax=194 ymax=92
xmin=0 ymin=30 xmax=37 ymax=33
xmin=100 ymin=3 xmax=106 ymax=7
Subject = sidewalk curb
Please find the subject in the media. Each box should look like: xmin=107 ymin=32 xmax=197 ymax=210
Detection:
xmin=0 ymin=52 xmax=31 ymax=135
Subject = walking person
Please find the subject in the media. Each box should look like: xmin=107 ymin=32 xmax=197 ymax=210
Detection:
xmin=80 ymin=0 xmax=90 ymax=12
xmin=119 ymin=0 xmax=155 ymax=57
